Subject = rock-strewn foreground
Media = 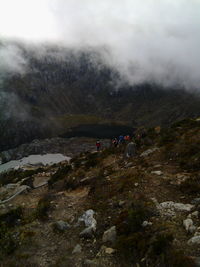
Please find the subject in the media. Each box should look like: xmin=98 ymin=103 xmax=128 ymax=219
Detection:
xmin=1 ymin=118 xmax=200 ymax=266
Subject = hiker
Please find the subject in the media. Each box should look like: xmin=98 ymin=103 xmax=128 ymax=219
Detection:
xmin=118 ymin=135 xmax=124 ymax=144
xmin=125 ymin=141 xmax=136 ymax=158
xmin=124 ymin=135 xmax=131 ymax=142
xmin=112 ymin=138 xmax=118 ymax=147
xmin=96 ymin=140 xmax=101 ymax=151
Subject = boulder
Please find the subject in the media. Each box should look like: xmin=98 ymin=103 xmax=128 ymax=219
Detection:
xmin=191 ymin=198 xmax=200 ymax=205
xmin=84 ymin=259 xmax=98 ymax=266
xmin=53 ymin=220 xmax=70 ymax=232
xmin=189 ymin=226 xmax=197 ymax=234
xmin=72 ymin=244 xmax=82 ymax=254
xmin=142 ymin=221 xmax=153 ymax=227
xmin=188 ymin=236 xmax=200 ymax=245
xmin=105 ymin=247 xmax=115 ymax=255
xmin=77 ymin=209 xmax=97 ymax=232
xmin=80 ymin=226 xmax=94 ymax=239
xmin=140 ymin=147 xmax=159 ymax=157
xmin=183 ymin=218 xmax=193 ymax=232
xmin=102 ymin=226 xmax=116 ymax=244
xmin=151 ymin=171 xmax=163 ymax=176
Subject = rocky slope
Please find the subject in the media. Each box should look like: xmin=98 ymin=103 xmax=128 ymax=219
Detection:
xmin=1 ymin=118 xmax=200 ymax=266
xmin=1 ymin=41 xmax=200 ymax=151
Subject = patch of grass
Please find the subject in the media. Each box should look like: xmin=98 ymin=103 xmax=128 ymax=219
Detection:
xmin=0 ymin=207 xmax=23 ymax=258
xmin=0 ymin=224 xmax=18 ymax=257
xmin=179 ymin=174 xmax=200 ymax=195
xmin=48 ymin=164 xmax=72 ymax=187
xmin=150 ymin=232 xmax=174 ymax=256
xmin=34 ymin=194 xmax=52 ymax=221
xmin=115 ymin=201 xmax=153 ymax=263
xmin=0 ymin=207 xmax=23 ymax=227
xmin=0 ymin=168 xmax=44 ymax=186
xmin=84 ymin=153 xmax=100 ymax=169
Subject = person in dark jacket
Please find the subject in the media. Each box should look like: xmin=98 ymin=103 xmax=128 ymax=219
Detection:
xmin=96 ymin=140 xmax=101 ymax=151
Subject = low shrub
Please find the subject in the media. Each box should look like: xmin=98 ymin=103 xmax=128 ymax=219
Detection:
xmin=179 ymin=175 xmax=200 ymax=195
xmin=34 ymin=194 xmax=52 ymax=221
xmin=0 ymin=168 xmax=44 ymax=186
xmin=0 ymin=207 xmax=23 ymax=227
xmin=0 ymin=224 xmax=18 ymax=257
xmin=48 ymin=164 xmax=72 ymax=187
xmin=0 ymin=207 xmax=23 ymax=257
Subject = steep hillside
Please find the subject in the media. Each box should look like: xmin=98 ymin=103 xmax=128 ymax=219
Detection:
xmin=1 ymin=118 xmax=200 ymax=266
xmin=1 ymin=42 xmax=200 ymax=150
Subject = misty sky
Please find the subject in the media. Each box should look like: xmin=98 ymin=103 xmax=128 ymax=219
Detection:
xmin=0 ymin=0 xmax=200 ymax=88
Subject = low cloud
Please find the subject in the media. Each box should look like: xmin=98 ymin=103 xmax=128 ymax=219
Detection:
xmin=0 ymin=0 xmax=200 ymax=89
xmin=0 ymin=43 xmax=27 ymax=74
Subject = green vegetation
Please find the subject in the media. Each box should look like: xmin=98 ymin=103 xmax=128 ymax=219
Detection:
xmin=0 ymin=168 xmax=44 ymax=187
xmin=34 ymin=194 xmax=52 ymax=221
xmin=179 ymin=174 xmax=200 ymax=195
xmin=48 ymin=164 xmax=72 ymax=187
xmin=0 ymin=207 xmax=23 ymax=257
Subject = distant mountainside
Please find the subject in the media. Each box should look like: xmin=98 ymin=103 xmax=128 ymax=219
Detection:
xmin=0 ymin=42 xmax=200 ymax=151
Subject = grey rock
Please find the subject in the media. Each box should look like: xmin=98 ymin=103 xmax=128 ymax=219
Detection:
xmin=72 ymin=244 xmax=82 ymax=254
xmin=189 ymin=225 xmax=197 ymax=234
xmin=183 ymin=218 xmax=193 ymax=232
xmin=119 ymin=200 xmax=125 ymax=207
xmin=54 ymin=220 xmax=70 ymax=231
xmin=151 ymin=171 xmax=163 ymax=176
xmin=188 ymin=236 xmax=200 ymax=245
xmin=84 ymin=259 xmax=98 ymax=266
xmin=80 ymin=226 xmax=94 ymax=239
xmin=159 ymin=201 xmax=194 ymax=212
xmin=77 ymin=209 xmax=97 ymax=232
xmin=105 ymin=247 xmax=115 ymax=254
xmin=125 ymin=162 xmax=133 ymax=168
xmin=191 ymin=198 xmax=200 ymax=205
xmin=194 ymin=257 xmax=200 ymax=267
xmin=102 ymin=226 xmax=116 ymax=244
xmin=142 ymin=221 xmax=153 ymax=227
xmin=140 ymin=147 xmax=159 ymax=157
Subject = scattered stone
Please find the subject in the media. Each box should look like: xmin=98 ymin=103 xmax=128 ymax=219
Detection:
xmin=142 ymin=221 xmax=153 ymax=227
xmin=105 ymin=247 xmax=115 ymax=255
xmin=84 ymin=259 xmax=98 ymax=266
xmin=160 ymin=201 xmax=194 ymax=212
xmin=151 ymin=171 xmax=163 ymax=176
xmin=189 ymin=226 xmax=197 ymax=234
xmin=152 ymin=199 xmax=194 ymax=217
xmin=134 ymin=183 xmax=139 ymax=187
xmin=154 ymin=164 xmax=162 ymax=168
xmin=189 ymin=211 xmax=199 ymax=218
xmin=191 ymin=198 xmax=200 ymax=205
xmin=188 ymin=236 xmax=200 ymax=245
xmin=193 ymin=257 xmax=200 ymax=267
xmin=77 ymin=210 xmax=97 ymax=232
xmin=140 ymin=147 xmax=159 ymax=157
xmin=72 ymin=244 xmax=82 ymax=254
xmin=102 ymin=226 xmax=116 ymax=244
xmin=118 ymin=200 xmax=125 ymax=207
xmin=125 ymin=162 xmax=133 ymax=168
xmin=194 ymin=227 xmax=200 ymax=236
xmin=53 ymin=220 xmax=70 ymax=232
xmin=80 ymin=227 xmax=94 ymax=239
xmin=183 ymin=218 xmax=193 ymax=232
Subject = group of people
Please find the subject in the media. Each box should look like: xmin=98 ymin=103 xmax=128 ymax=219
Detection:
xmin=111 ymin=134 xmax=131 ymax=147
xmin=95 ymin=135 xmax=132 ymax=152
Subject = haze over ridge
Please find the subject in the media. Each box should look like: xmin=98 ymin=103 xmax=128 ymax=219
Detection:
xmin=0 ymin=0 xmax=200 ymax=89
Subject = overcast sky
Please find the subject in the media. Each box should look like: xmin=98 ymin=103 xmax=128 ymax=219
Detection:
xmin=0 ymin=0 xmax=200 ymax=88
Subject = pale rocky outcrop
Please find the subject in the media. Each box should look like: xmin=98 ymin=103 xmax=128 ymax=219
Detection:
xmin=102 ymin=226 xmax=116 ymax=244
